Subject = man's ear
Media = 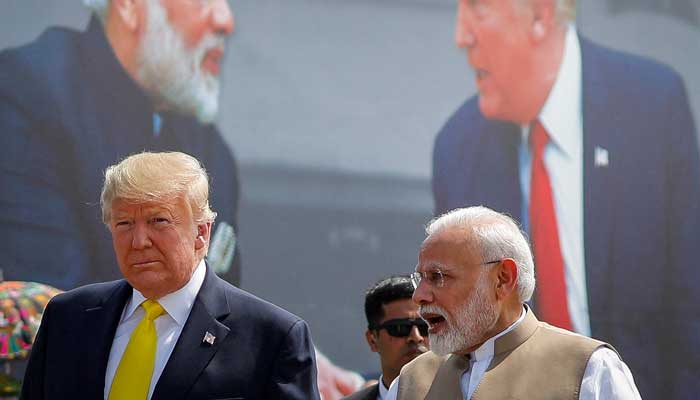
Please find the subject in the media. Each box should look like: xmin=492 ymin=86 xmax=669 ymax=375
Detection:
xmin=194 ymin=222 xmax=212 ymax=250
xmin=494 ymin=258 xmax=518 ymax=300
xmin=529 ymin=0 xmax=557 ymax=42
xmin=365 ymin=330 xmax=380 ymax=353
xmin=111 ymin=0 xmax=145 ymax=32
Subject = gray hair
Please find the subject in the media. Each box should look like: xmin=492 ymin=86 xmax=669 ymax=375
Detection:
xmin=515 ymin=0 xmax=576 ymax=25
xmin=83 ymin=0 xmax=109 ymax=20
xmin=101 ymin=151 xmax=217 ymax=226
xmin=556 ymin=0 xmax=576 ymax=23
xmin=426 ymin=206 xmax=535 ymax=303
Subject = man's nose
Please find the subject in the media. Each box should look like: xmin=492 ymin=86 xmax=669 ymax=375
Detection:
xmin=131 ymin=224 xmax=153 ymax=249
xmin=455 ymin=4 xmax=475 ymax=49
xmin=210 ymin=0 xmax=234 ymax=36
xmin=406 ymin=325 xmax=425 ymax=344
xmin=412 ymin=280 xmax=433 ymax=305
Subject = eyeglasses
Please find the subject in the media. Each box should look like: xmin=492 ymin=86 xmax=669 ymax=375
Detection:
xmin=411 ymin=260 xmax=501 ymax=289
xmin=369 ymin=318 xmax=429 ymax=337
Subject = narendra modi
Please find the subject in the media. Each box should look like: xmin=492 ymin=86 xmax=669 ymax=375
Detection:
xmin=384 ymin=206 xmax=641 ymax=400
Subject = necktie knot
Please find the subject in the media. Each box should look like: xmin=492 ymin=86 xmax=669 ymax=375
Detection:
xmin=530 ymin=120 xmax=550 ymax=157
xmin=142 ymin=300 xmax=165 ymax=321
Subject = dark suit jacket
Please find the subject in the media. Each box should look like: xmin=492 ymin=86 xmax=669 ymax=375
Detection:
xmin=0 ymin=17 xmax=240 ymax=289
xmin=21 ymin=266 xmax=320 ymax=400
xmin=341 ymin=383 xmax=379 ymax=400
xmin=432 ymin=36 xmax=700 ymax=399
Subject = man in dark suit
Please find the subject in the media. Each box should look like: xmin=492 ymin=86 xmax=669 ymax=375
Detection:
xmin=0 ymin=0 xmax=240 ymax=289
xmin=343 ymin=276 xmax=428 ymax=400
xmin=21 ymin=151 xmax=321 ymax=400
xmin=431 ymin=0 xmax=700 ymax=398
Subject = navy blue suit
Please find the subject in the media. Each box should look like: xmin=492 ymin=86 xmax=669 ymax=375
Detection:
xmin=0 ymin=17 xmax=240 ymax=289
xmin=432 ymin=36 xmax=700 ymax=399
xmin=21 ymin=265 xmax=320 ymax=400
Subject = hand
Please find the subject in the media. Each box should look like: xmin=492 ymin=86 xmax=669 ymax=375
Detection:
xmin=315 ymin=349 xmax=364 ymax=400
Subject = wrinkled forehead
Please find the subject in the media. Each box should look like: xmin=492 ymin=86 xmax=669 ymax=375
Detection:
xmin=110 ymin=196 xmax=186 ymax=218
xmin=417 ymin=228 xmax=480 ymax=271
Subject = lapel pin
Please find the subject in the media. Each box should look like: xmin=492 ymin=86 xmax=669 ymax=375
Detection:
xmin=594 ymin=146 xmax=609 ymax=167
xmin=203 ymin=331 xmax=216 ymax=346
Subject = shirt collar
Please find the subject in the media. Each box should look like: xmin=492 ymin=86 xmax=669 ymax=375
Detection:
xmin=469 ymin=306 xmax=527 ymax=362
xmin=122 ymin=259 xmax=207 ymax=326
xmin=378 ymin=374 xmax=389 ymax=400
xmin=521 ymin=24 xmax=582 ymax=158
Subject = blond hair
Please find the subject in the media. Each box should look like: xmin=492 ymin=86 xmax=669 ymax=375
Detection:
xmin=101 ymin=151 xmax=217 ymax=225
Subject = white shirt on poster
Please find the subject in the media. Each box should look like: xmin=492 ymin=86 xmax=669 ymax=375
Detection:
xmin=518 ymin=24 xmax=591 ymax=336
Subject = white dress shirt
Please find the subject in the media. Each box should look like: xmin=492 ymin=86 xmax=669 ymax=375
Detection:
xmin=103 ymin=260 xmax=206 ymax=400
xmin=376 ymin=374 xmax=389 ymax=400
xmin=385 ymin=307 xmax=641 ymax=400
xmin=519 ymin=24 xmax=591 ymax=336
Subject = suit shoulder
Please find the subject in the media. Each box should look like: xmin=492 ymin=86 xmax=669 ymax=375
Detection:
xmin=435 ymin=96 xmax=483 ymax=149
xmin=47 ymin=280 xmax=126 ymax=310
xmin=341 ymin=383 xmax=379 ymax=400
xmin=0 ymin=26 xmax=83 ymax=119
xmin=535 ymin=321 xmax=609 ymax=354
xmin=580 ymin=35 xmax=685 ymax=95
xmin=222 ymin=282 xmax=306 ymax=328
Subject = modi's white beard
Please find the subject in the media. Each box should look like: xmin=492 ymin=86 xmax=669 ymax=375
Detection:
xmin=421 ymin=274 xmax=499 ymax=356
xmin=138 ymin=0 xmax=224 ymax=124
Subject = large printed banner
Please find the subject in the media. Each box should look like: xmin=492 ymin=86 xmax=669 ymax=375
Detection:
xmin=1 ymin=1 xmax=699 ymax=398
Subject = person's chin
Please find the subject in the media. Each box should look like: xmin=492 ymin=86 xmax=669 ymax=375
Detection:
xmin=477 ymin=96 xmax=502 ymax=120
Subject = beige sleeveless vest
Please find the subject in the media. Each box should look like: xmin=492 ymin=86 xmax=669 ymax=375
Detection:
xmin=397 ymin=310 xmax=614 ymax=400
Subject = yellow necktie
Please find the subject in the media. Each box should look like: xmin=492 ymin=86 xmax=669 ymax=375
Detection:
xmin=109 ymin=300 xmax=166 ymax=400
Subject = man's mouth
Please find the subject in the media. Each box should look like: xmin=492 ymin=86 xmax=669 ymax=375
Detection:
xmin=404 ymin=343 xmax=429 ymax=359
xmin=130 ymin=260 xmax=161 ymax=268
xmin=420 ymin=312 xmax=447 ymax=334
xmin=475 ymin=69 xmax=489 ymax=82
xmin=202 ymin=48 xmax=224 ymax=75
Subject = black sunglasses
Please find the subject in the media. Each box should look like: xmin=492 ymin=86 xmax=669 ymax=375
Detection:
xmin=370 ymin=318 xmax=429 ymax=337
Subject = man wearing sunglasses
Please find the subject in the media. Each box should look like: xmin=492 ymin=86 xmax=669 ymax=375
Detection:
xmin=385 ymin=206 xmax=640 ymax=400
xmin=343 ymin=276 xmax=429 ymax=400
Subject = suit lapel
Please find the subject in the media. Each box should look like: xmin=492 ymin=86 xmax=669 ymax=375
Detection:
xmin=152 ymin=266 xmax=231 ymax=400
xmin=580 ymin=36 xmax=615 ymax=325
xmin=78 ymin=281 xmax=132 ymax=398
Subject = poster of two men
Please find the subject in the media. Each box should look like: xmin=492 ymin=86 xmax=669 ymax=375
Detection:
xmin=1 ymin=0 xmax=699 ymax=398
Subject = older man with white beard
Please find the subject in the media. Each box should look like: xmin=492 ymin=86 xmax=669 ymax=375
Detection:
xmin=0 ymin=0 xmax=241 ymax=289
xmin=385 ymin=206 xmax=641 ymax=400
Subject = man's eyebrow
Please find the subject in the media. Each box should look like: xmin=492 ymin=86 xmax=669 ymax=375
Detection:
xmin=417 ymin=262 xmax=450 ymax=271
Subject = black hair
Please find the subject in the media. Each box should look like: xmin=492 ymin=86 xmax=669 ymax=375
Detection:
xmin=364 ymin=275 xmax=415 ymax=329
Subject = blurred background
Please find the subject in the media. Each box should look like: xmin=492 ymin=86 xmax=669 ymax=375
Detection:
xmin=1 ymin=0 xmax=698 ymax=373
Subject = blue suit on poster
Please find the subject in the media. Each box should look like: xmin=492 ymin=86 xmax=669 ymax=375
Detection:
xmin=0 ymin=17 xmax=240 ymax=289
xmin=432 ymin=36 xmax=700 ymax=399
xmin=21 ymin=265 xmax=320 ymax=399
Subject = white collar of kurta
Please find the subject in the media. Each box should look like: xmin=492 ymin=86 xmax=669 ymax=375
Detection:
xmin=469 ymin=306 xmax=527 ymax=362
xmin=521 ymin=24 xmax=582 ymax=159
xmin=122 ymin=259 xmax=206 ymax=326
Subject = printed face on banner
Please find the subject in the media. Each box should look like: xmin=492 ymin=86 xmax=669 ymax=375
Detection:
xmin=138 ymin=0 xmax=234 ymax=123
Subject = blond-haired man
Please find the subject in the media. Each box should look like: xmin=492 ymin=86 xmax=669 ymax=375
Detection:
xmin=21 ymin=151 xmax=320 ymax=400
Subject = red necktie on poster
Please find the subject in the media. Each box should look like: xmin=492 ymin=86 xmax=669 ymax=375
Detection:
xmin=529 ymin=120 xmax=573 ymax=331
